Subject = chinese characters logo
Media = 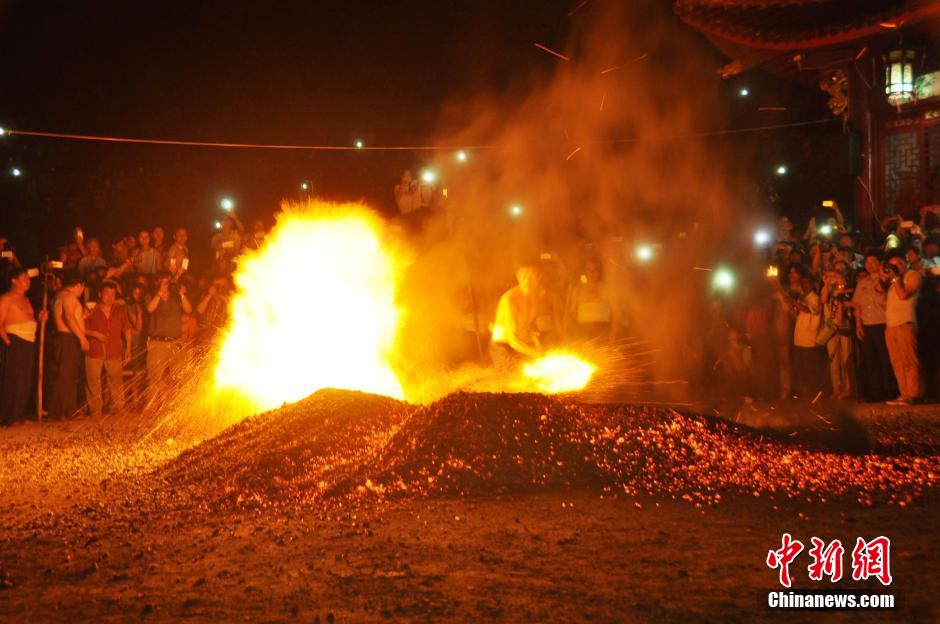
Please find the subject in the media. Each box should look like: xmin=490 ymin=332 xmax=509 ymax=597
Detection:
xmin=767 ymin=534 xmax=891 ymax=587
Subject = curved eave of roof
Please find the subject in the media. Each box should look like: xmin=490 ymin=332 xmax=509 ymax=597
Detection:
xmin=675 ymin=1 xmax=940 ymax=51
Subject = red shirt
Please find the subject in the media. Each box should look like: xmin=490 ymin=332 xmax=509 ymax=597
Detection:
xmin=85 ymin=304 xmax=129 ymax=360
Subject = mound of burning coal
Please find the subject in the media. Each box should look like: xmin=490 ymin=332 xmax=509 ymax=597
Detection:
xmin=160 ymin=390 xmax=411 ymax=507
xmin=160 ymin=390 xmax=938 ymax=511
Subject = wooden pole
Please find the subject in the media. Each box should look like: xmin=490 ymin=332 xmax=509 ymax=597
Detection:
xmin=467 ymin=281 xmax=484 ymax=361
xmin=36 ymin=257 xmax=50 ymax=423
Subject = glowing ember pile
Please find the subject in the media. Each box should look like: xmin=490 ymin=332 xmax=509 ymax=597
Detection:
xmin=214 ymin=200 xmax=408 ymax=411
xmin=161 ymin=390 xmax=939 ymax=512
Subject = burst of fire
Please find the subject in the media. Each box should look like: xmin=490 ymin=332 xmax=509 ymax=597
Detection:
xmin=214 ymin=199 xmax=408 ymax=411
xmin=212 ymin=198 xmax=596 ymax=413
xmin=521 ymin=351 xmax=596 ymax=393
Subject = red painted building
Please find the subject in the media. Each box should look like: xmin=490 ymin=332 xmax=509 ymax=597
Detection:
xmin=675 ymin=0 xmax=940 ymax=233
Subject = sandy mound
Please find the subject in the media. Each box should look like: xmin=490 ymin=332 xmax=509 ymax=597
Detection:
xmin=159 ymin=390 xmax=939 ymax=511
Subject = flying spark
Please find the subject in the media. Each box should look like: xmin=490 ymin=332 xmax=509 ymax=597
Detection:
xmin=534 ymin=43 xmax=570 ymax=62
xmin=600 ymin=53 xmax=648 ymax=75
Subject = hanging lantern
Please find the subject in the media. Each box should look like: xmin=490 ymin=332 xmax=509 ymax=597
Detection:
xmin=884 ymin=49 xmax=916 ymax=106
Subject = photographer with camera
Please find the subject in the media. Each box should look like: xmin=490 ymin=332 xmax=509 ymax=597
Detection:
xmin=850 ymin=252 xmax=895 ymax=402
xmin=196 ymin=275 xmax=232 ymax=335
xmin=883 ymin=251 xmax=923 ymax=405
xmin=60 ymin=228 xmax=87 ymax=272
xmin=145 ymin=274 xmax=192 ymax=386
xmin=820 ymin=261 xmax=855 ymax=399
xmin=211 ymin=215 xmax=243 ymax=274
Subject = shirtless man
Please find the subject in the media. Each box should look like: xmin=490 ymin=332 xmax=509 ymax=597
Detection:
xmin=490 ymin=264 xmax=542 ymax=366
xmin=0 ymin=267 xmax=44 ymax=424
xmin=48 ymin=273 xmax=89 ymax=420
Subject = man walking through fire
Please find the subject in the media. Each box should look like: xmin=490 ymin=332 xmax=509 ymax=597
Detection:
xmin=490 ymin=263 xmax=542 ymax=366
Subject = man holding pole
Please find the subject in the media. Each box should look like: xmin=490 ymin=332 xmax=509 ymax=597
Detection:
xmin=0 ymin=267 xmax=44 ymax=425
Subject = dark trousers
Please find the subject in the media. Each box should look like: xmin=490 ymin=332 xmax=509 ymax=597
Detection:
xmin=857 ymin=323 xmax=896 ymax=402
xmin=48 ymin=332 xmax=82 ymax=420
xmin=792 ymin=346 xmax=825 ymax=399
xmin=0 ymin=335 xmax=35 ymax=425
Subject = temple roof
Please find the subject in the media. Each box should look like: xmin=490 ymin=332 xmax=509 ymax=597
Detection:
xmin=675 ymin=0 xmax=940 ymax=50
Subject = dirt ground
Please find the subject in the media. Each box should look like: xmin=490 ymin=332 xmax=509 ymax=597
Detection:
xmin=0 ymin=400 xmax=937 ymax=623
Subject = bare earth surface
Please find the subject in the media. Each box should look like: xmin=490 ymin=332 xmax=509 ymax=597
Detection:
xmin=0 ymin=393 xmax=937 ymax=623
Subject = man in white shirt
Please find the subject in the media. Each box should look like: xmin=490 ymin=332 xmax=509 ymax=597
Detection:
xmin=850 ymin=252 xmax=895 ymax=402
xmin=791 ymin=276 xmax=823 ymax=399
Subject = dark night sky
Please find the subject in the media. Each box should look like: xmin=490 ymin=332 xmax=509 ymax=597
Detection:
xmin=0 ymin=0 xmax=583 ymax=254
xmin=0 ymin=1 xmax=568 ymax=141
xmin=0 ymin=0 xmax=840 ymax=261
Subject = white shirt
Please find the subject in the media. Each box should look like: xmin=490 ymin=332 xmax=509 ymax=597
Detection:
xmin=851 ymin=275 xmax=886 ymax=326
xmin=793 ymin=291 xmax=820 ymax=348
xmin=886 ymin=274 xmax=918 ymax=327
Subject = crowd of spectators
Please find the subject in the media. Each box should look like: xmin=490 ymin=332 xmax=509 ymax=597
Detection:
xmin=1 ymin=192 xmax=939 ymax=427
xmin=0 ymin=211 xmax=264 ymax=425
xmin=702 ymin=205 xmax=940 ymax=406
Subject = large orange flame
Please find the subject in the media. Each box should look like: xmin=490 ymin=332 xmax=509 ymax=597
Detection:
xmin=212 ymin=198 xmax=596 ymax=414
xmin=214 ymin=200 xmax=407 ymax=411
xmin=521 ymin=351 xmax=596 ymax=394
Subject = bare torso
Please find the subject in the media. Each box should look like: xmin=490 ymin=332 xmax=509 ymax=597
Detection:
xmin=0 ymin=292 xmax=34 ymax=326
xmin=54 ymin=290 xmax=84 ymax=334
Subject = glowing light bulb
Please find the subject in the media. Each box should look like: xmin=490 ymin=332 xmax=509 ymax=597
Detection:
xmin=739 ymin=87 xmax=750 ymax=97
xmin=775 ymin=164 xmax=788 ymax=176
xmin=754 ymin=229 xmax=771 ymax=246
xmin=509 ymin=204 xmax=523 ymax=218
xmin=455 ymin=150 xmax=468 ymax=163
xmin=220 ymin=197 xmax=235 ymax=211
xmin=0 ymin=127 xmax=6 ymax=136
xmin=355 ymin=140 xmax=364 ymax=149
xmin=713 ymin=267 xmax=735 ymax=291
xmin=635 ymin=244 xmax=653 ymax=262
xmin=301 ymin=182 xmax=309 ymax=191
xmin=214 ymin=221 xmax=222 ymax=230
xmin=10 ymin=167 xmax=21 ymax=177
xmin=421 ymin=169 xmax=436 ymax=184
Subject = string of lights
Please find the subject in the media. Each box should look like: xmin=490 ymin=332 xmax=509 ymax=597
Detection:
xmin=0 ymin=118 xmax=840 ymax=153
